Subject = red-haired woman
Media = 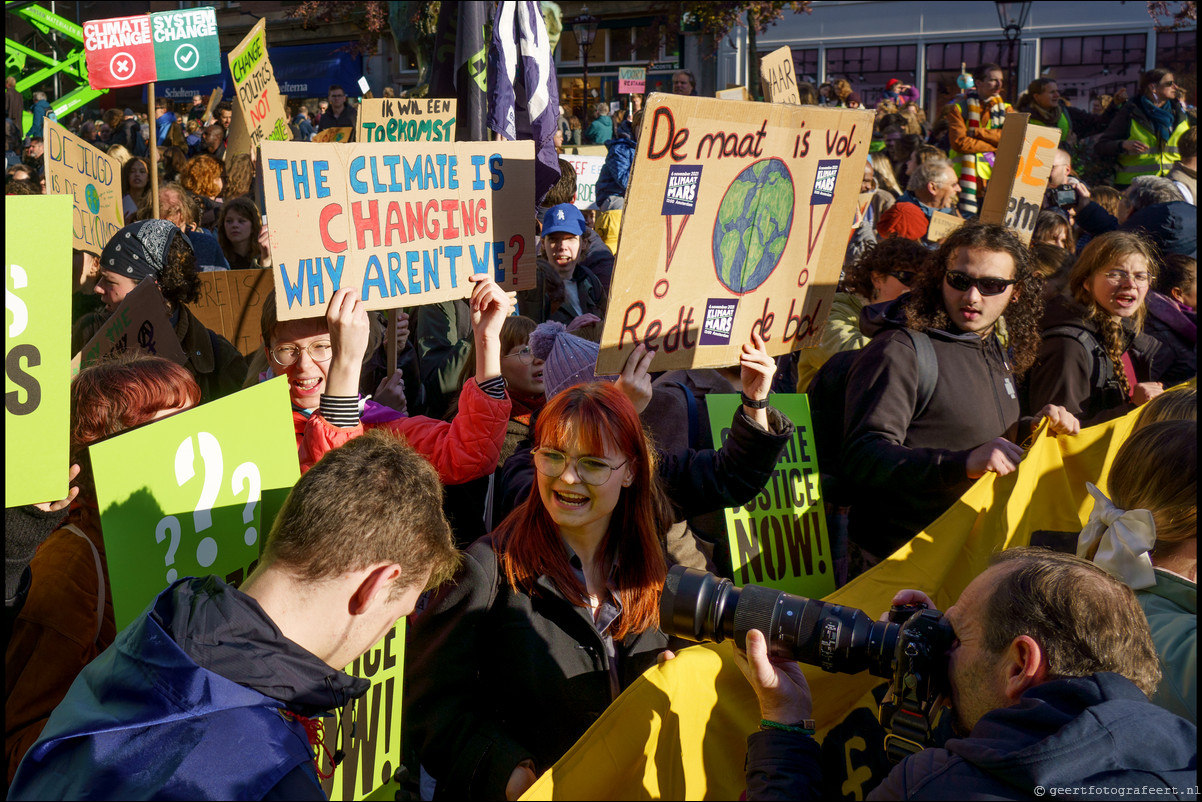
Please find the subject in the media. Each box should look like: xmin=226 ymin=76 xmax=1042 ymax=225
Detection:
xmin=6 ymin=354 xmax=199 ymax=782
xmin=408 ymin=336 xmax=794 ymax=800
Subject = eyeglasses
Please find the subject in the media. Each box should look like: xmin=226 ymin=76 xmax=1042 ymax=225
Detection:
xmin=1158 ymin=79 xmax=1177 ymax=87
xmin=270 ymin=341 xmax=333 ymax=366
xmin=533 ymin=448 xmax=628 ymax=486
xmin=503 ymin=346 xmax=535 ymax=365
xmin=886 ymin=270 xmax=917 ymax=286
xmin=944 ymin=270 xmax=1018 ymax=296
xmin=1102 ymin=270 xmax=1150 ymax=285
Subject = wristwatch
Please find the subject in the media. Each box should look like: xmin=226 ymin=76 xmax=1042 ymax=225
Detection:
xmin=740 ymin=392 xmax=769 ymax=409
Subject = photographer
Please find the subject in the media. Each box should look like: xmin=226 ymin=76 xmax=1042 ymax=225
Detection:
xmin=736 ymin=548 xmax=1197 ymax=800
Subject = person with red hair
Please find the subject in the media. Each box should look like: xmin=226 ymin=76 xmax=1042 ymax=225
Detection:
xmin=6 ymin=354 xmax=199 ymax=781
xmin=408 ymin=334 xmax=794 ymax=800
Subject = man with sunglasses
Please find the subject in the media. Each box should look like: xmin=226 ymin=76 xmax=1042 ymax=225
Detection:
xmin=840 ymin=223 xmax=1079 ymax=563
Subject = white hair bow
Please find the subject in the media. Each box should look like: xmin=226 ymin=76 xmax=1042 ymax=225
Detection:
xmin=1076 ymin=483 xmax=1157 ymax=590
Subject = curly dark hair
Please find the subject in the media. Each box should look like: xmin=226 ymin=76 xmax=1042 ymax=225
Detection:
xmin=903 ymin=222 xmax=1045 ymax=375
xmin=843 ymin=237 xmax=930 ymax=300
xmin=159 ymin=230 xmax=202 ymax=309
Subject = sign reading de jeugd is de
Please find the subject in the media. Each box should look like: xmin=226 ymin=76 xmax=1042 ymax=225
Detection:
xmin=84 ymin=7 xmax=220 ymax=89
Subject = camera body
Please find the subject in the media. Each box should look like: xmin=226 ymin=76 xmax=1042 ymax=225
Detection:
xmin=660 ymin=566 xmax=953 ymax=758
xmin=1051 ymin=185 xmax=1078 ymax=209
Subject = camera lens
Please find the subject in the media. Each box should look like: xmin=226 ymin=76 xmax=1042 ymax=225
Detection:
xmin=661 ymin=566 xmax=901 ymax=678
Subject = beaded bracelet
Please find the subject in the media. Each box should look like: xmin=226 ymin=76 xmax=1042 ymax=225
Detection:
xmin=759 ymin=718 xmax=816 ymax=736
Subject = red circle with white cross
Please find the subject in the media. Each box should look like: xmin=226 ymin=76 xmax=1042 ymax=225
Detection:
xmin=109 ymin=51 xmax=137 ymax=80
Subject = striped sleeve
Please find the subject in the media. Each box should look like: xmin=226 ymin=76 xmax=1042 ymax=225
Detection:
xmin=476 ymin=376 xmax=508 ymax=400
xmin=318 ymin=395 xmax=361 ymax=429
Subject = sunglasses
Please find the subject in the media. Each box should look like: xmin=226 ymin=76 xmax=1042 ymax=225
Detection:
xmin=886 ymin=270 xmax=917 ymax=286
xmin=944 ymin=270 xmax=1017 ymax=297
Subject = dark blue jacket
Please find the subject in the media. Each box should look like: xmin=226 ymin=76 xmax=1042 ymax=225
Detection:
xmin=28 ymin=98 xmax=53 ymax=139
xmin=9 ymin=576 xmax=369 ymax=801
xmin=595 ymin=137 xmax=636 ymax=208
xmin=1076 ymin=200 xmax=1197 ymax=258
xmin=747 ymin=673 xmax=1198 ymax=800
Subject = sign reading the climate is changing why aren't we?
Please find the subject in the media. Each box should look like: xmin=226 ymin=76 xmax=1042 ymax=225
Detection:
xmin=84 ymin=7 xmax=220 ymax=89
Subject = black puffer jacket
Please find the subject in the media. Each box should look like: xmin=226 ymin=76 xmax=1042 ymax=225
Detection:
xmin=1026 ymin=294 xmax=1162 ymax=426
xmin=842 ymin=299 xmax=1023 ymax=558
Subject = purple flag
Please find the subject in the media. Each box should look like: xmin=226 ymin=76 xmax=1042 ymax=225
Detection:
xmin=488 ymin=1 xmax=561 ymax=205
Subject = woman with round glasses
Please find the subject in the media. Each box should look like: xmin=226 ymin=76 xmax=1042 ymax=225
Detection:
xmin=1028 ymin=231 xmax=1164 ymax=425
xmin=408 ymin=340 xmax=791 ymax=799
xmin=797 ymin=236 xmax=930 ymax=391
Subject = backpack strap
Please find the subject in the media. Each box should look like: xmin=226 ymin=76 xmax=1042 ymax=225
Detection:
xmin=60 ymin=523 xmax=106 ymax=645
xmin=669 ymin=381 xmax=700 ymax=450
xmin=1040 ymin=325 xmax=1114 ymax=393
xmin=902 ymin=329 xmax=939 ymax=418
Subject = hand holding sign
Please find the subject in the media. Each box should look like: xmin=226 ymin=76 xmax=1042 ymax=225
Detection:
xmin=615 ymin=343 xmax=655 ymax=414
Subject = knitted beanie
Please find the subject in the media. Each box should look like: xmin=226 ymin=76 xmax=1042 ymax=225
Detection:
xmin=877 ymin=202 xmax=929 ymax=242
xmin=529 ymin=321 xmax=603 ymax=399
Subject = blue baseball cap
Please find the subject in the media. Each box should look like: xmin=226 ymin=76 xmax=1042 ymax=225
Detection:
xmin=541 ymin=203 xmax=586 ymax=237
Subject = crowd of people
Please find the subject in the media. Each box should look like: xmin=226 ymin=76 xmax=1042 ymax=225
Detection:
xmin=3 ymin=58 xmax=1197 ymax=801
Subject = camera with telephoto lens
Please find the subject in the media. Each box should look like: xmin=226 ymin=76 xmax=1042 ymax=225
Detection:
xmin=1052 ymin=185 xmax=1079 ymax=209
xmin=660 ymin=566 xmax=953 ymax=760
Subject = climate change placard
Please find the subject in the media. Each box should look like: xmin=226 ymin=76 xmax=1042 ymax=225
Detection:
xmin=44 ymin=118 xmax=123 ymax=254
xmin=228 ymin=18 xmax=292 ymax=147
xmin=707 ymin=393 xmax=834 ymax=599
xmin=260 ymin=139 xmax=537 ymax=320
xmin=356 ymin=98 xmax=457 ymax=143
xmin=83 ymin=7 xmax=220 ymax=89
xmin=596 ymin=93 xmax=873 ymax=373
xmin=6 ymin=196 xmax=73 ymax=507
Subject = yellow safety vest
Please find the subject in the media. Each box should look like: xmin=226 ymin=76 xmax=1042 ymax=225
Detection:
xmin=1116 ymin=115 xmax=1191 ymax=186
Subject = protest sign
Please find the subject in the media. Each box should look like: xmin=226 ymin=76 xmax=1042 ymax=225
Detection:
xmin=596 ymin=93 xmax=873 ymax=374
xmin=356 ymin=98 xmax=457 ymax=144
xmin=84 ymin=8 xmax=220 ymax=89
xmin=313 ymin=127 xmax=353 ymax=143
xmin=72 ymin=279 xmax=187 ymax=375
xmin=715 ymin=86 xmax=750 ymax=101
xmin=319 ymin=621 xmax=406 ymax=801
xmin=191 ymin=269 xmax=273 ymax=356
xmin=90 ymin=377 xmax=300 ymax=629
xmin=707 ymin=394 xmax=834 ymax=598
xmin=978 ymin=112 xmax=1061 ymax=245
xmin=228 ymin=19 xmax=293 ymax=148
xmin=618 ymin=67 xmax=646 ymax=95
xmin=260 ymin=139 xmax=537 ymax=320
xmin=6 ymin=196 xmax=73 ymax=507
xmin=926 ymin=209 xmax=964 ymax=243
xmin=44 ymin=119 xmax=123 ymax=255
xmin=561 ymin=154 xmax=605 ymax=209
xmin=760 ymin=46 xmax=801 ymax=105
xmin=225 ymin=99 xmax=253 ymax=160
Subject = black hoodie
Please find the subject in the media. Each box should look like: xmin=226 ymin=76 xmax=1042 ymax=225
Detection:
xmin=842 ymin=298 xmax=1022 ymax=558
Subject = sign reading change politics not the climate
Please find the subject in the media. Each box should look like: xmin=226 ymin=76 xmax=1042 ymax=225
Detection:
xmin=260 ymin=139 xmax=537 ymax=321
xmin=84 ymin=7 xmax=220 ymax=89
xmin=596 ymin=93 xmax=873 ymax=374
xmin=228 ymin=19 xmax=293 ymax=147
xmin=44 ymin=119 xmax=123 ymax=254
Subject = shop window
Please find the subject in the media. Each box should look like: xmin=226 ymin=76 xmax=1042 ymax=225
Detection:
xmin=1039 ymin=34 xmax=1145 ymax=112
xmin=827 ymin=44 xmax=917 ymax=107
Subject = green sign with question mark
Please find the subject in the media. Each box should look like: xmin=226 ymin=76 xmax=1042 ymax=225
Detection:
xmin=90 ymin=376 xmax=301 ymax=629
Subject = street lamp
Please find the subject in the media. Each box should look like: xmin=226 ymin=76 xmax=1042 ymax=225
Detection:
xmin=995 ymin=1 xmax=1032 ymax=90
xmin=571 ymin=6 xmax=599 ymax=111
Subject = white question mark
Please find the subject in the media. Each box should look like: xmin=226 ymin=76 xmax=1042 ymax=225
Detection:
xmin=155 ymin=515 xmax=182 ymax=582
xmin=174 ymin=432 xmax=223 ymax=568
xmin=231 ymin=462 xmax=262 ymax=546
xmin=7 ymin=263 xmax=28 ymax=337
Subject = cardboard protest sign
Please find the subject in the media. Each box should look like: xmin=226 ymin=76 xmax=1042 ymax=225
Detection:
xmin=715 ymin=86 xmax=750 ymax=101
xmin=6 ymin=196 xmax=73 ymax=507
xmin=707 ymin=394 xmax=834 ymax=598
xmin=356 ymin=98 xmax=457 ymax=144
xmin=619 ymin=67 xmax=646 ymax=95
xmin=90 ymin=377 xmax=300 ymax=629
xmin=225 ymin=99 xmax=253 ymax=160
xmin=562 ymin=154 xmax=605 ymax=209
xmin=760 ymin=46 xmax=800 ymax=105
xmin=72 ymin=279 xmax=187 ymax=375
xmin=228 ymin=18 xmax=293 ymax=148
xmin=44 ymin=119 xmax=123 ymax=255
xmin=596 ymin=93 xmax=873 ymax=374
xmin=979 ymin=112 xmax=1061 ymax=245
xmin=926 ymin=210 xmax=964 ymax=243
xmin=260 ymin=139 xmax=537 ymax=320
xmin=191 ymin=269 xmax=273 ymax=356
xmin=84 ymin=8 xmax=220 ymax=89
xmin=319 ymin=622 xmax=406 ymax=800
xmin=313 ymin=127 xmax=353 ymax=143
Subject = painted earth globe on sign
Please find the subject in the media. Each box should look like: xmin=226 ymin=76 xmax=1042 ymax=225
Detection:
xmin=85 ymin=184 xmax=101 ymax=214
xmin=711 ymin=157 xmax=795 ymax=294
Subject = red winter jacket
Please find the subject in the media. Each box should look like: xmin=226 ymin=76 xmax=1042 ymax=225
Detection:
xmin=296 ymin=378 xmax=511 ymax=484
